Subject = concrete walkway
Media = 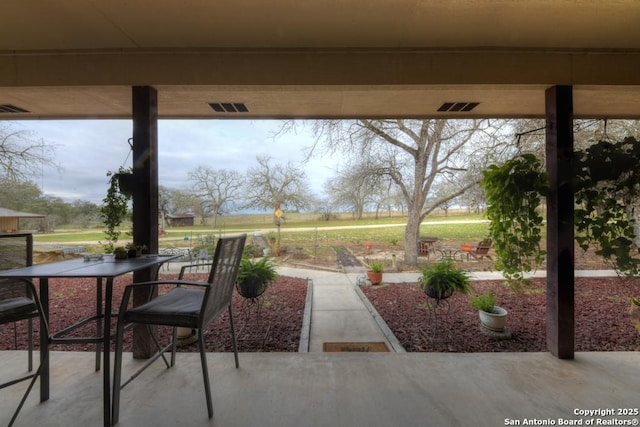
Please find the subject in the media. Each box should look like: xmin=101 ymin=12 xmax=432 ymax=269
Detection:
xmin=276 ymin=266 xmax=620 ymax=354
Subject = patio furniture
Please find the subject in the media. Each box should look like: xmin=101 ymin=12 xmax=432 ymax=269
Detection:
xmin=0 ymin=233 xmax=35 ymax=370
xmin=159 ymin=247 xmax=193 ymax=271
xmin=0 ymin=277 xmax=49 ymax=427
xmin=195 ymin=248 xmax=213 ymax=270
xmin=461 ymin=239 xmax=493 ymax=261
xmin=437 ymin=246 xmax=461 ymax=261
xmin=0 ymin=254 xmax=180 ymax=427
xmin=418 ymin=237 xmax=439 ymax=257
xmin=111 ymin=233 xmax=247 ymax=425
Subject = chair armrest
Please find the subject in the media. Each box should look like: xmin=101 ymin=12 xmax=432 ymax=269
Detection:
xmin=178 ymin=263 xmax=213 ymax=279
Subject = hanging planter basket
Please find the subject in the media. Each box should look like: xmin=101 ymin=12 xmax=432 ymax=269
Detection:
xmin=236 ymin=279 xmax=268 ymax=299
xmin=423 ymin=285 xmax=454 ymax=300
xmin=116 ymin=172 xmax=135 ymax=196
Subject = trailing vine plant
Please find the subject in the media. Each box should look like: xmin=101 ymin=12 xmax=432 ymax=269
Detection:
xmin=574 ymin=137 xmax=640 ymax=276
xmin=482 ymin=137 xmax=640 ymax=287
xmin=481 ymin=154 xmax=549 ymax=287
xmin=100 ymin=166 xmax=132 ymax=253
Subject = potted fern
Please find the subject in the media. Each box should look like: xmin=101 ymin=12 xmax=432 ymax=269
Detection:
xmin=469 ymin=290 xmax=508 ymax=332
xmin=236 ymin=257 xmax=279 ymax=300
xmin=366 ymin=260 xmax=384 ymax=285
xmin=418 ymin=260 xmax=470 ymax=300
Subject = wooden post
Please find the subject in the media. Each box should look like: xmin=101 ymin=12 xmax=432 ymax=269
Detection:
xmin=545 ymin=85 xmax=575 ymax=359
xmin=131 ymin=86 xmax=159 ymax=358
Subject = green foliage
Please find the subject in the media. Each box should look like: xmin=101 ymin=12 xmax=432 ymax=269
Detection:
xmin=237 ymin=257 xmax=279 ymax=286
xmin=481 ymin=154 xmax=548 ymax=286
xmin=418 ymin=260 xmax=470 ymax=298
xmin=482 ymin=137 xmax=640 ymax=285
xmin=469 ymin=290 xmax=498 ymax=312
xmin=100 ymin=167 xmax=132 ymax=253
xmin=369 ymin=260 xmax=384 ymax=273
xmin=574 ymin=138 xmax=640 ymax=276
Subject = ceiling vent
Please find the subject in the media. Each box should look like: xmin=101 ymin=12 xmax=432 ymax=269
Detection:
xmin=208 ymin=102 xmax=248 ymax=113
xmin=0 ymin=104 xmax=29 ymax=113
xmin=437 ymin=102 xmax=480 ymax=113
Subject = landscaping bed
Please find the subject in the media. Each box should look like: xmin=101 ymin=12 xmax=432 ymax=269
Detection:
xmin=1 ymin=274 xmax=308 ymax=353
xmin=361 ymin=277 xmax=640 ymax=352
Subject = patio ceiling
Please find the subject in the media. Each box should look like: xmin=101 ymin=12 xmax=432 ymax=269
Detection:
xmin=1 ymin=0 xmax=640 ymax=119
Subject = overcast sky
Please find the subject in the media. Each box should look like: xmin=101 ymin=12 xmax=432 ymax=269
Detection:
xmin=12 ymin=119 xmax=340 ymax=206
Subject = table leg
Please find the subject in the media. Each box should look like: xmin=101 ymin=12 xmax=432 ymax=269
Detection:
xmin=96 ymin=277 xmax=103 ymax=371
xmin=38 ymin=277 xmax=50 ymax=402
xmin=103 ymin=277 xmax=113 ymax=427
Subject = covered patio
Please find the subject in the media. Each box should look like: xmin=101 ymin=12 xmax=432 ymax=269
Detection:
xmin=1 ymin=351 xmax=638 ymax=426
xmin=1 ymin=1 xmax=640 ymax=425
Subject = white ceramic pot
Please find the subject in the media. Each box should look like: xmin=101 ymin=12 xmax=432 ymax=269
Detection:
xmin=478 ymin=306 xmax=508 ymax=332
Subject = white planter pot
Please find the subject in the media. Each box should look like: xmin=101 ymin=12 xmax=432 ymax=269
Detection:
xmin=478 ymin=306 xmax=508 ymax=332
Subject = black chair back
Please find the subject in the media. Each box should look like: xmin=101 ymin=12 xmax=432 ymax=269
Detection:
xmin=201 ymin=234 xmax=246 ymax=327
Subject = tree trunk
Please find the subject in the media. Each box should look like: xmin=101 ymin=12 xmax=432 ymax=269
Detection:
xmin=404 ymin=209 xmax=421 ymax=265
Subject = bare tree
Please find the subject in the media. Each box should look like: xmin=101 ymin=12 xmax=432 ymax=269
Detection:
xmin=0 ymin=124 xmax=57 ymax=181
xmin=304 ymin=119 xmax=511 ymax=265
xmin=188 ymin=166 xmax=244 ymax=227
xmin=244 ymin=155 xmax=314 ymax=212
xmin=324 ymin=160 xmax=385 ymax=219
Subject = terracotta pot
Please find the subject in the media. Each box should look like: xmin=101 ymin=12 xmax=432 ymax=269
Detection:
xmin=366 ymin=271 xmax=383 ymax=285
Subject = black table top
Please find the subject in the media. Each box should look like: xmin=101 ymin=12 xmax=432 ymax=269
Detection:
xmin=0 ymin=254 xmax=177 ymax=279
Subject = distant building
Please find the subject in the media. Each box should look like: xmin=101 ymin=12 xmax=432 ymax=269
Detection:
xmin=0 ymin=207 xmax=46 ymax=233
xmin=166 ymin=213 xmax=195 ymax=227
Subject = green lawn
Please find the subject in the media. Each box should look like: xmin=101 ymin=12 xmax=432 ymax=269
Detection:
xmin=33 ymin=212 xmax=492 ymax=251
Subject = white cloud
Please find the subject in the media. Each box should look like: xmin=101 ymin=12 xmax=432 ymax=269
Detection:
xmin=12 ymin=119 xmax=341 ymax=205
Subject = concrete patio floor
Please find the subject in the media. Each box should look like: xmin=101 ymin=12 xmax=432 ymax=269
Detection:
xmin=2 ymin=267 xmax=638 ymax=426
xmin=1 ymin=350 xmax=638 ymax=426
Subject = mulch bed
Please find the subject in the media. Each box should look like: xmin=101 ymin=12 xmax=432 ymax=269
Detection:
xmin=361 ymin=277 xmax=640 ymax=352
xmin=1 ymin=274 xmax=308 ymax=353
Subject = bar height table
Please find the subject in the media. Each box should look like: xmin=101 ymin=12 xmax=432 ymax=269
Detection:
xmin=0 ymin=254 xmax=178 ymax=427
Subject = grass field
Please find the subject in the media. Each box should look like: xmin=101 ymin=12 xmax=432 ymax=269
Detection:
xmin=33 ymin=212 xmax=491 ymax=248
xmin=30 ymin=212 xmax=498 ymax=272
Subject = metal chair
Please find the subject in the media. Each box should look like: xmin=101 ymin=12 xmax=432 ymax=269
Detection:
xmin=0 ymin=233 xmax=36 ymax=370
xmin=112 ymin=233 xmax=247 ymax=425
xmin=0 ymin=277 xmax=49 ymax=427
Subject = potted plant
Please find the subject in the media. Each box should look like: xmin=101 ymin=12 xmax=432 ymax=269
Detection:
xmin=113 ymin=246 xmax=128 ymax=260
xmin=236 ymin=257 xmax=279 ymax=299
xmin=469 ymin=290 xmax=508 ymax=332
xmin=126 ymin=242 xmax=146 ymax=258
xmin=481 ymin=138 xmax=640 ymax=288
xmin=100 ymin=166 xmax=132 ymax=254
xmin=366 ymin=260 xmax=384 ymax=285
xmin=418 ymin=260 xmax=470 ymax=300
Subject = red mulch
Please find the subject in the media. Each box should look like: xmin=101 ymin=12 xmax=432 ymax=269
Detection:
xmin=1 ymin=274 xmax=307 ymax=353
xmin=361 ymin=277 xmax=640 ymax=352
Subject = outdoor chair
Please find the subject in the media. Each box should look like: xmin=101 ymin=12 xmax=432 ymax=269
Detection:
xmin=0 ymin=233 xmax=36 ymax=370
xmin=195 ymin=248 xmax=213 ymax=270
xmin=461 ymin=239 xmax=493 ymax=261
xmin=111 ymin=233 xmax=247 ymax=425
xmin=418 ymin=236 xmax=439 ymax=257
xmin=0 ymin=277 xmax=49 ymax=427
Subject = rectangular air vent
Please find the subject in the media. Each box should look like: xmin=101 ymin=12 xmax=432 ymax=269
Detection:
xmin=437 ymin=102 xmax=480 ymax=112
xmin=0 ymin=104 xmax=29 ymax=113
xmin=208 ymin=102 xmax=248 ymax=113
